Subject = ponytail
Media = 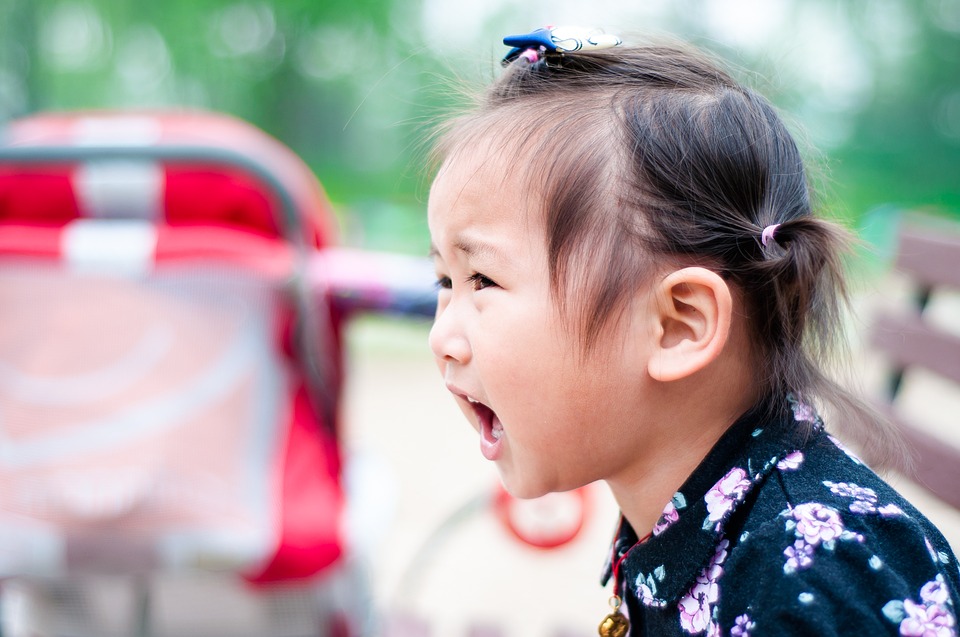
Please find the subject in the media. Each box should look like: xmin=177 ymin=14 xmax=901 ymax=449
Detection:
xmin=753 ymin=216 xmax=899 ymax=467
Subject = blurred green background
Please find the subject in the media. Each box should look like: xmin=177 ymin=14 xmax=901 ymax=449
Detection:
xmin=1 ymin=0 xmax=958 ymax=257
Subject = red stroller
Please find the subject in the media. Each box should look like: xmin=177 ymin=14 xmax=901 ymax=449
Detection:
xmin=0 ymin=111 xmax=436 ymax=636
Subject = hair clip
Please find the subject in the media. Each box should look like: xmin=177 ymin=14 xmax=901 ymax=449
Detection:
xmin=502 ymin=26 xmax=622 ymax=66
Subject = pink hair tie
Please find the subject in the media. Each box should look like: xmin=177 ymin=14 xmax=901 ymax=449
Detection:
xmin=519 ymin=48 xmax=541 ymax=64
xmin=761 ymin=223 xmax=781 ymax=247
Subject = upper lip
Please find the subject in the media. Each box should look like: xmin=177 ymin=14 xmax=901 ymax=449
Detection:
xmin=446 ymin=382 xmax=496 ymax=437
xmin=445 ymin=382 xmax=478 ymax=403
xmin=445 ymin=382 xmax=491 ymax=411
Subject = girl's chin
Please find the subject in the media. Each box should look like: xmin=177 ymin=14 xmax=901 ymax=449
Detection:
xmin=497 ymin=474 xmax=551 ymax=501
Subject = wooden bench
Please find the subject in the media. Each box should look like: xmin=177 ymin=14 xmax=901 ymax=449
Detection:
xmin=869 ymin=223 xmax=960 ymax=510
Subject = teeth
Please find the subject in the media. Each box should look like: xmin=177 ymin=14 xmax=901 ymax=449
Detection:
xmin=461 ymin=395 xmax=503 ymax=441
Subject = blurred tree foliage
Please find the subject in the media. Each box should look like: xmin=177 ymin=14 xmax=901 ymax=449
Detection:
xmin=0 ymin=0 xmax=957 ymax=253
xmin=818 ymin=2 xmax=960 ymax=218
xmin=0 ymin=0 xmax=440 ymax=252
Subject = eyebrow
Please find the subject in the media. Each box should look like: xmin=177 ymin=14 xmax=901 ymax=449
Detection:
xmin=429 ymin=237 xmax=503 ymax=261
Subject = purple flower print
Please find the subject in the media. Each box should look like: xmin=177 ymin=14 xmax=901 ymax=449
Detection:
xmin=923 ymin=537 xmax=950 ymax=566
xmin=777 ymin=451 xmax=804 ymax=471
xmin=705 ymin=468 xmax=752 ymax=524
xmin=899 ymin=598 xmax=956 ymax=637
xmin=849 ymin=499 xmax=877 ymax=514
xmin=879 ymin=503 xmax=905 ymax=518
xmin=707 ymin=539 xmax=729 ymax=577
xmin=780 ymin=500 xmax=879 ymax=572
xmin=635 ymin=567 xmax=668 ymax=608
xmin=679 ymin=581 xmax=716 ymax=633
xmin=821 ymin=479 xmax=903 ymax=518
xmin=782 ymin=502 xmax=857 ymax=574
xmin=679 ymin=540 xmax=728 ymax=634
xmin=783 ymin=539 xmax=815 ymax=573
xmin=792 ymin=503 xmax=844 ymax=546
xmin=824 ymin=480 xmax=879 ymax=514
xmin=636 ymin=581 xmax=661 ymax=608
xmin=883 ymin=577 xmax=957 ymax=637
xmin=921 ymin=576 xmax=951 ymax=606
xmin=791 ymin=399 xmax=816 ymax=423
xmin=731 ymin=614 xmax=756 ymax=637
xmin=654 ymin=501 xmax=680 ymax=536
xmin=825 ymin=481 xmax=877 ymax=502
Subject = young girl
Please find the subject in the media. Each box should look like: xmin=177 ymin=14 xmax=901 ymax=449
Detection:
xmin=426 ymin=26 xmax=960 ymax=636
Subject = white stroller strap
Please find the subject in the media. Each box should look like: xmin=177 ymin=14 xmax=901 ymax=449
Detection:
xmin=73 ymin=159 xmax=164 ymax=221
xmin=61 ymin=219 xmax=157 ymax=275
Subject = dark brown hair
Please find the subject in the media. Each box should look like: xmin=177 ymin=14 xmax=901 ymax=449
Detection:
xmin=432 ymin=41 xmax=896 ymax=465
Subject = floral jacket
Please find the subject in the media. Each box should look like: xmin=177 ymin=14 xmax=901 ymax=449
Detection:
xmin=600 ymin=397 xmax=960 ymax=636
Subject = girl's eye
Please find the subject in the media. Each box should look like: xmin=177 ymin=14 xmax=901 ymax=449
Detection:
xmin=435 ymin=275 xmax=452 ymax=290
xmin=466 ymin=272 xmax=498 ymax=291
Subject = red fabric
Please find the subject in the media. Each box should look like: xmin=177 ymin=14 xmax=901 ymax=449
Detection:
xmin=245 ymin=384 xmax=344 ymax=583
xmin=164 ymin=167 xmax=283 ymax=238
xmin=0 ymin=167 xmax=79 ymax=224
xmin=0 ymin=224 xmax=64 ymax=257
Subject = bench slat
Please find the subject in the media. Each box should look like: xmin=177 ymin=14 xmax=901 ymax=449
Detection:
xmin=871 ymin=222 xmax=960 ymax=513
xmin=896 ymin=227 xmax=960 ymax=291
xmin=879 ymin=406 xmax=960 ymax=510
xmin=870 ymin=311 xmax=960 ymax=386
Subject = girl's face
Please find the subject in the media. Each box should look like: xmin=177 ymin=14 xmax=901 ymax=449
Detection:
xmin=428 ymin=147 xmax=662 ymax=499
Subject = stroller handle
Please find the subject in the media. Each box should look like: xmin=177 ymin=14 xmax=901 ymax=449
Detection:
xmin=0 ymin=145 xmax=308 ymax=246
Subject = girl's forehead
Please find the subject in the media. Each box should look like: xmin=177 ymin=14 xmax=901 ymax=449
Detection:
xmin=428 ymin=150 xmax=544 ymax=243
xmin=431 ymin=146 xmax=524 ymax=209
xmin=435 ymin=132 xmax=547 ymax=200
xmin=438 ymin=134 xmax=513 ymax=178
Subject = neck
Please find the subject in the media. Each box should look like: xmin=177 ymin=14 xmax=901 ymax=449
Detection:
xmin=605 ymin=359 xmax=759 ymax=536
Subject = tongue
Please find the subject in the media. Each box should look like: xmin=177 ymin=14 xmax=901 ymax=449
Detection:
xmin=480 ymin=413 xmax=504 ymax=461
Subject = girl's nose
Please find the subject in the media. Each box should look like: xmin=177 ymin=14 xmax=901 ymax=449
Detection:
xmin=428 ymin=304 xmax=471 ymax=364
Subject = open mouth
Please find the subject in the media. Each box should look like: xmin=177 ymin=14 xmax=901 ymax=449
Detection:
xmin=466 ymin=396 xmax=504 ymax=461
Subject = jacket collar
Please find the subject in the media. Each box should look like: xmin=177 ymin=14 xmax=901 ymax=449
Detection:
xmin=601 ymin=396 xmax=822 ymax=604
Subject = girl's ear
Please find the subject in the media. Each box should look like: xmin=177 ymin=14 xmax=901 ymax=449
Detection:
xmin=647 ymin=267 xmax=733 ymax=382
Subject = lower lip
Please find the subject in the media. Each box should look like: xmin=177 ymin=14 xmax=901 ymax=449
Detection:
xmin=480 ymin=413 xmax=503 ymax=461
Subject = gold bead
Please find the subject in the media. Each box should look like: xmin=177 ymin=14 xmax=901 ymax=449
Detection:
xmin=598 ymin=611 xmax=629 ymax=637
